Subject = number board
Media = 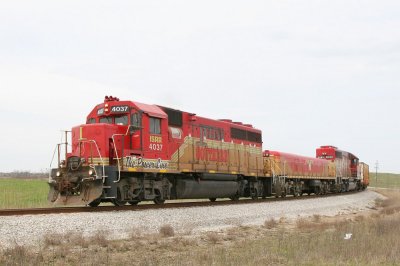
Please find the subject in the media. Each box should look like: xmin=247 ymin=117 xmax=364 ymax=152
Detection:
xmin=97 ymin=108 xmax=105 ymax=115
xmin=110 ymin=106 xmax=129 ymax=113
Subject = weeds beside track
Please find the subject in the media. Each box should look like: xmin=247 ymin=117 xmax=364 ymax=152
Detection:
xmin=1 ymin=189 xmax=399 ymax=265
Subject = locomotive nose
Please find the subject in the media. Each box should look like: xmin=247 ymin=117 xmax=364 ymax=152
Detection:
xmin=66 ymin=156 xmax=84 ymax=171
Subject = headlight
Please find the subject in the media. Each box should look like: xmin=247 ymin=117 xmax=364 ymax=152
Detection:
xmin=56 ymin=171 xmax=61 ymax=177
xmin=88 ymin=169 xmax=95 ymax=176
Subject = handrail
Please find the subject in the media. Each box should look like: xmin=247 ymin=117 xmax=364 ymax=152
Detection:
xmin=49 ymin=128 xmax=106 ymax=183
xmin=48 ymin=144 xmax=60 ymax=183
xmin=79 ymin=139 xmax=106 ymax=183
xmin=111 ymin=125 xmax=133 ymax=183
xmin=49 ymin=130 xmax=70 ymax=183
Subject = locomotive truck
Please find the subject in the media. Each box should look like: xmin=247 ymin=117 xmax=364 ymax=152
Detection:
xmin=48 ymin=96 xmax=369 ymax=206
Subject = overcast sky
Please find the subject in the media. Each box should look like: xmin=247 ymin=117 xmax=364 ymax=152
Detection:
xmin=0 ymin=1 xmax=399 ymax=173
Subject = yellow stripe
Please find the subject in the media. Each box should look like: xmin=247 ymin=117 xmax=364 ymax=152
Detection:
xmin=80 ymin=127 xmax=83 ymax=139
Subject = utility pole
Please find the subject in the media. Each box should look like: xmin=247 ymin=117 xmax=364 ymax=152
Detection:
xmin=375 ymin=160 xmax=379 ymax=185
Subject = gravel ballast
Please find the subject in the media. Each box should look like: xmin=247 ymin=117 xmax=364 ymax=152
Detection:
xmin=0 ymin=190 xmax=383 ymax=247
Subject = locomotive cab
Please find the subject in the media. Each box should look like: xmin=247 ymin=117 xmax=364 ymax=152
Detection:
xmin=48 ymin=96 xmax=169 ymax=206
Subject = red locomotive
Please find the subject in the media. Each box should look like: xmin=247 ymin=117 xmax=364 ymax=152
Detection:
xmin=48 ymin=96 xmax=368 ymax=206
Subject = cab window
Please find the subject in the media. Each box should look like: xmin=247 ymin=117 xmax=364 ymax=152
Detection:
xmin=150 ymin=117 xmax=161 ymax=134
xmin=99 ymin=117 xmax=113 ymax=124
xmin=131 ymin=113 xmax=141 ymax=127
xmin=87 ymin=118 xmax=96 ymax=124
xmin=115 ymin=115 xmax=128 ymax=125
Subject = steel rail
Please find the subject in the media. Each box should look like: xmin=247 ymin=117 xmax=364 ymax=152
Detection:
xmin=0 ymin=190 xmax=360 ymax=217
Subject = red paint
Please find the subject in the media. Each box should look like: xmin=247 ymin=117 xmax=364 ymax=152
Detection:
xmin=68 ymin=96 xmax=262 ymax=169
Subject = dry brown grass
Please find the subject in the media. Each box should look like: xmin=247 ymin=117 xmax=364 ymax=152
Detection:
xmin=67 ymin=232 xmax=89 ymax=248
xmin=375 ymin=190 xmax=400 ymax=215
xmin=354 ymin=215 xmax=365 ymax=222
xmin=205 ymin=232 xmax=220 ymax=244
xmin=43 ymin=232 xmax=63 ymax=247
xmin=44 ymin=231 xmax=90 ymax=249
xmin=0 ymin=245 xmax=44 ymax=265
xmin=312 ymin=214 xmax=321 ymax=223
xmin=2 ymin=190 xmax=400 ymax=265
xmin=264 ymin=218 xmax=278 ymax=229
xmin=295 ymin=217 xmax=315 ymax=230
xmin=159 ymin=224 xmax=175 ymax=238
xmin=90 ymin=230 xmax=109 ymax=247
xmin=181 ymin=223 xmax=195 ymax=235
xmin=129 ymin=227 xmax=143 ymax=240
xmin=174 ymin=236 xmax=197 ymax=247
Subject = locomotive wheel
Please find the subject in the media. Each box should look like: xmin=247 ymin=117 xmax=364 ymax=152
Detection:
xmin=112 ymin=188 xmax=127 ymax=206
xmin=209 ymin=198 xmax=217 ymax=202
xmin=88 ymin=198 xmax=101 ymax=207
xmin=153 ymin=190 xmax=165 ymax=204
xmin=112 ymin=198 xmax=127 ymax=206
xmin=153 ymin=197 xmax=165 ymax=204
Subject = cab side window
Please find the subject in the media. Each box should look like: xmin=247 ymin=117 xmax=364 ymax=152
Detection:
xmin=131 ymin=113 xmax=141 ymax=128
xmin=87 ymin=118 xmax=96 ymax=124
xmin=149 ymin=117 xmax=161 ymax=134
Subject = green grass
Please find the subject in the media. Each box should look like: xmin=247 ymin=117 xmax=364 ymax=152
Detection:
xmin=0 ymin=178 xmax=50 ymax=209
xmin=369 ymin=172 xmax=400 ymax=189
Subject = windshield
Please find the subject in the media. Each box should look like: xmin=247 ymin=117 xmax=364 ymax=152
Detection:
xmin=98 ymin=115 xmax=129 ymax=125
xmin=99 ymin=117 xmax=113 ymax=124
xmin=115 ymin=115 xmax=128 ymax=125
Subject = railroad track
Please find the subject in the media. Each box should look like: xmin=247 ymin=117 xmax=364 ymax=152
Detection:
xmin=0 ymin=190 xmax=360 ymax=217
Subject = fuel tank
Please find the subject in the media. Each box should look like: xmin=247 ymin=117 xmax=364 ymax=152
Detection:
xmin=175 ymin=179 xmax=239 ymax=199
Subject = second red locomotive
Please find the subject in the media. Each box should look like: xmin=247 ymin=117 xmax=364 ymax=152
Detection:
xmin=48 ymin=96 xmax=369 ymax=206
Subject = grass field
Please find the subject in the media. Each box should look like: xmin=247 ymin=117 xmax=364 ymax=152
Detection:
xmin=0 ymin=178 xmax=49 ymax=209
xmin=368 ymin=172 xmax=400 ymax=189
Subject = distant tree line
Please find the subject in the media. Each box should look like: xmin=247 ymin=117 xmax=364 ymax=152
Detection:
xmin=0 ymin=171 xmax=48 ymax=179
